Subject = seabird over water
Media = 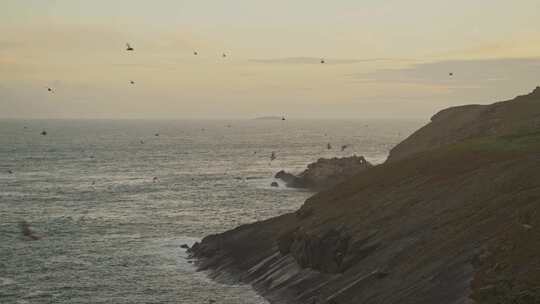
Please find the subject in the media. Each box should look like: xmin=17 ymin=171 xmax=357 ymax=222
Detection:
xmin=19 ymin=221 xmax=40 ymax=241
xmin=270 ymin=151 xmax=277 ymax=161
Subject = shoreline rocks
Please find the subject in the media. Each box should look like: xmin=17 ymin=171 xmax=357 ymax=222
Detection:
xmin=275 ymin=155 xmax=372 ymax=190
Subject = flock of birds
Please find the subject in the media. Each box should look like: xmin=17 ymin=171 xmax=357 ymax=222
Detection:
xmin=44 ymin=42 xmax=331 ymax=94
xmin=37 ymin=42 xmax=362 ymax=164
xmin=44 ymin=41 xmax=456 ymax=94
xmin=14 ymin=41 xmax=457 ymax=240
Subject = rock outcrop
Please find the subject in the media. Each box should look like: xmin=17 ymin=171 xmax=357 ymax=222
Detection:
xmin=277 ymin=227 xmax=351 ymax=274
xmin=275 ymin=155 xmax=372 ymax=189
xmin=189 ymin=87 xmax=540 ymax=304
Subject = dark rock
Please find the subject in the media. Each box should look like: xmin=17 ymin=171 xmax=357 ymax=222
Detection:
xmin=275 ymin=155 xmax=372 ymax=190
xmin=180 ymin=244 xmax=190 ymax=249
xmin=278 ymin=227 xmax=351 ymax=273
xmin=296 ymin=207 xmax=314 ymax=219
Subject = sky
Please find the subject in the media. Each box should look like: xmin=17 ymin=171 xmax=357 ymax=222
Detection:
xmin=1 ymin=0 xmax=540 ymax=119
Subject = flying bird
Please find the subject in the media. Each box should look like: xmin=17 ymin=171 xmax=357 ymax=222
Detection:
xmin=321 ymin=58 xmax=325 ymax=64
xmin=222 ymin=53 xmax=227 ymax=58
xmin=46 ymin=87 xmax=54 ymax=93
xmin=126 ymin=43 xmax=134 ymax=51
xmin=19 ymin=221 xmax=40 ymax=241
xmin=270 ymin=151 xmax=277 ymax=161
xmin=327 ymin=143 xmax=332 ymax=150
xmin=41 ymin=130 xmax=47 ymax=136
xmin=130 ymin=80 xmax=135 ymax=85
xmin=282 ymin=116 xmax=286 ymax=121
xmin=194 ymin=51 xmax=198 ymax=55
xmin=449 ymin=72 xmax=454 ymax=76
xmin=341 ymin=144 xmax=349 ymax=152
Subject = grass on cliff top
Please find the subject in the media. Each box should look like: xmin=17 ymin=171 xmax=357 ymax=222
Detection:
xmin=456 ymin=131 xmax=540 ymax=153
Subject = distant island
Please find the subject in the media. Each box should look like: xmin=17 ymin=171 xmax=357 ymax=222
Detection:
xmin=188 ymin=87 xmax=540 ymax=304
xmin=254 ymin=116 xmax=285 ymax=120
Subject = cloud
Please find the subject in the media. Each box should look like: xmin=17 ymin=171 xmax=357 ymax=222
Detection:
xmin=346 ymin=57 xmax=540 ymax=104
xmin=250 ymin=57 xmax=414 ymax=65
xmin=350 ymin=57 xmax=540 ymax=86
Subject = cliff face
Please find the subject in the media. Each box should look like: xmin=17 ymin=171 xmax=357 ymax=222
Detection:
xmin=189 ymin=88 xmax=540 ymax=304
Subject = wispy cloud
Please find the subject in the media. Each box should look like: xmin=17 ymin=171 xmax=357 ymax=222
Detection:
xmin=345 ymin=57 xmax=540 ymax=104
xmin=350 ymin=57 xmax=540 ymax=86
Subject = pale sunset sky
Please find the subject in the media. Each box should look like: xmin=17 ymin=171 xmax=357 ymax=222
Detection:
xmin=1 ymin=0 xmax=540 ymax=119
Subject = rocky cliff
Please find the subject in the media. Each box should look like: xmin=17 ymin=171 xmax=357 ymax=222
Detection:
xmin=275 ymin=155 xmax=373 ymax=190
xmin=189 ymin=88 xmax=540 ymax=304
xmin=387 ymin=86 xmax=540 ymax=162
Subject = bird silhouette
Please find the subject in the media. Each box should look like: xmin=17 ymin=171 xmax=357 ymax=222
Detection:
xmin=321 ymin=58 xmax=325 ymax=64
xmin=130 ymin=80 xmax=135 ymax=85
xmin=194 ymin=51 xmax=198 ymax=55
xmin=222 ymin=53 xmax=227 ymax=58
xmin=126 ymin=43 xmax=134 ymax=51
xmin=19 ymin=221 xmax=40 ymax=240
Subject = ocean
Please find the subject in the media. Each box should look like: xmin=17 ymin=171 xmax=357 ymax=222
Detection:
xmin=0 ymin=118 xmax=422 ymax=304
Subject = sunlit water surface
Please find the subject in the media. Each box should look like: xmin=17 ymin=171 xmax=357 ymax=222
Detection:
xmin=0 ymin=119 xmax=422 ymax=303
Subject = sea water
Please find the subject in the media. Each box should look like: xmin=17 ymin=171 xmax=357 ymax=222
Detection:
xmin=0 ymin=119 xmax=422 ymax=303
